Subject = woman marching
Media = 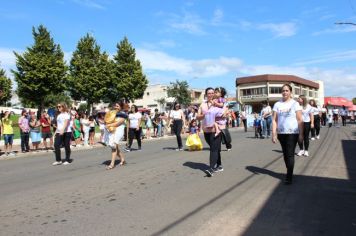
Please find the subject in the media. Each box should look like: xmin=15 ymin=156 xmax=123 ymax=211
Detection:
xmin=104 ymin=102 xmax=127 ymax=170
xmin=169 ymin=103 xmax=186 ymax=151
xmin=297 ymin=95 xmax=314 ymax=157
xmin=309 ymin=99 xmax=321 ymax=140
xmin=52 ymin=103 xmax=73 ymax=166
xmin=125 ymin=104 xmax=143 ymax=152
xmin=272 ymin=84 xmax=303 ymax=184
xmin=197 ymin=87 xmax=225 ymax=177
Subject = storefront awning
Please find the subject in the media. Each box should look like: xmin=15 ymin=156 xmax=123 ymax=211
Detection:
xmin=324 ymin=97 xmax=353 ymax=107
xmin=348 ymin=105 xmax=356 ymax=111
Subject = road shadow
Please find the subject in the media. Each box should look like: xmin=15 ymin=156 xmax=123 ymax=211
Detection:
xmin=272 ymin=149 xmax=283 ymax=153
xmin=183 ymin=161 xmax=209 ymax=174
xmin=241 ymin=139 xmax=356 ymax=236
xmin=245 ymin=166 xmax=284 ymax=180
xmin=101 ymin=160 xmax=121 ymax=166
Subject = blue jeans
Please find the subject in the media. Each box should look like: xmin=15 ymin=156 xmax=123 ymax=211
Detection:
xmin=263 ymin=116 xmax=272 ymax=137
xmin=3 ymin=134 xmax=14 ymax=145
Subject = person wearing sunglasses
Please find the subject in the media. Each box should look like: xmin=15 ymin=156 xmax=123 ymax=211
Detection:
xmin=52 ymin=103 xmax=72 ymax=166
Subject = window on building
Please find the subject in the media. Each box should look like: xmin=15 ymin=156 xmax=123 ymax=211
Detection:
xmin=315 ymin=91 xmax=318 ymax=97
xmin=295 ymin=88 xmax=300 ymax=95
xmin=309 ymin=90 xmax=313 ymax=97
xmin=302 ymin=89 xmax=307 ymax=96
xmin=269 ymin=87 xmax=282 ymax=94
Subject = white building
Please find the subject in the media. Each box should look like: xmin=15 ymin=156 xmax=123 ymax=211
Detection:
xmin=132 ymin=84 xmax=205 ymax=112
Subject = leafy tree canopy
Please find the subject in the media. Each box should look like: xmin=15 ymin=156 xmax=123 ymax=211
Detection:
xmin=68 ymin=33 xmax=113 ymax=113
xmin=12 ymin=25 xmax=68 ymax=110
xmin=167 ymin=80 xmax=192 ymax=106
xmin=107 ymin=37 xmax=148 ymax=103
xmin=0 ymin=68 xmax=12 ymax=105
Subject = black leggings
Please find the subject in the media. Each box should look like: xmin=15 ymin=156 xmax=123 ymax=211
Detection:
xmin=341 ymin=116 xmax=347 ymax=126
xmin=128 ymin=128 xmax=142 ymax=148
xmin=311 ymin=115 xmax=320 ymax=137
xmin=298 ymin=122 xmax=311 ymax=151
xmin=54 ymin=132 xmax=71 ymax=162
xmin=173 ymin=120 xmax=183 ymax=149
xmin=20 ymin=131 xmax=30 ymax=152
xmin=242 ymin=119 xmax=247 ymax=132
xmin=204 ymin=132 xmax=222 ymax=169
xmin=278 ymin=134 xmax=299 ymax=181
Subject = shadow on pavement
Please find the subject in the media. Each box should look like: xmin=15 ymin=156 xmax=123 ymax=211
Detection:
xmin=183 ymin=161 xmax=209 ymax=173
xmin=241 ymin=139 xmax=356 ymax=236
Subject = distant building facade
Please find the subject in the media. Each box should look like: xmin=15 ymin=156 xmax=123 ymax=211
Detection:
xmin=236 ymin=74 xmax=324 ymax=112
xmin=132 ymin=84 xmax=205 ymax=112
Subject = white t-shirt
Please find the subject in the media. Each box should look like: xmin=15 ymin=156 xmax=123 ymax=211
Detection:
xmin=333 ymin=109 xmax=339 ymax=115
xmin=261 ymin=105 xmax=272 ymax=118
xmin=301 ymin=104 xmax=313 ymax=122
xmin=273 ymin=99 xmax=302 ymax=134
xmin=170 ymin=110 xmax=183 ymax=119
xmin=312 ymin=106 xmax=320 ymax=115
xmin=129 ymin=112 xmax=142 ymax=129
xmin=321 ymin=107 xmax=327 ymax=113
xmin=56 ymin=112 xmax=71 ymax=133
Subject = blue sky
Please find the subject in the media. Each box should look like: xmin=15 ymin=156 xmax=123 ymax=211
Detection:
xmin=1 ymin=0 xmax=356 ymax=99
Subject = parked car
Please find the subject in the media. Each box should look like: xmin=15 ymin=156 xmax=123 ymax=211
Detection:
xmin=10 ymin=106 xmax=24 ymax=115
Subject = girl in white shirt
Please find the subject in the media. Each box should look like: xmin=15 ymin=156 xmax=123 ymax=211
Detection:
xmin=297 ymin=95 xmax=314 ymax=157
xmin=53 ymin=103 xmax=72 ymax=166
xmin=125 ymin=105 xmax=142 ymax=152
xmin=272 ymin=84 xmax=303 ymax=184
xmin=169 ymin=103 xmax=186 ymax=151
xmin=309 ymin=99 xmax=321 ymax=140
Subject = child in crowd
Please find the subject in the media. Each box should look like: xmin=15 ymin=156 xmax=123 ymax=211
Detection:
xmin=212 ymin=87 xmax=227 ymax=137
xmin=253 ymin=113 xmax=263 ymax=138
xmin=328 ymin=114 xmax=333 ymax=128
xmin=185 ymin=119 xmax=203 ymax=151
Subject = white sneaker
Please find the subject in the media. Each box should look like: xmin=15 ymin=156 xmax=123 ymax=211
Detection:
xmin=8 ymin=152 xmax=16 ymax=156
xmin=52 ymin=161 xmax=62 ymax=166
xmin=62 ymin=161 xmax=70 ymax=165
xmin=304 ymin=151 xmax=309 ymax=157
xmin=311 ymin=137 xmax=315 ymax=141
xmin=316 ymin=135 xmax=320 ymax=140
xmin=297 ymin=150 xmax=304 ymax=156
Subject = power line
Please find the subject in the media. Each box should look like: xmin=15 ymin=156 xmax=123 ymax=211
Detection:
xmin=335 ymin=22 xmax=356 ymax=25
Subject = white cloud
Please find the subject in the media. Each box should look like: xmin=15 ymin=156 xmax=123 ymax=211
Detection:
xmin=258 ymin=22 xmax=297 ymax=37
xmin=212 ymin=8 xmax=224 ymax=25
xmin=72 ymin=0 xmax=106 ymax=10
xmin=136 ymin=48 xmax=242 ymax=78
xmin=168 ymin=12 xmax=206 ymax=35
xmin=294 ymin=50 xmax=356 ymax=66
xmin=313 ymin=25 xmax=356 ymax=35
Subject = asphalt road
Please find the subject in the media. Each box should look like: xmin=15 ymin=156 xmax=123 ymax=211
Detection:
xmin=1 ymin=126 xmax=356 ymax=236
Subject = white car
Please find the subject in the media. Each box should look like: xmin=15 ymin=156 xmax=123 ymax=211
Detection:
xmin=10 ymin=107 xmax=24 ymax=115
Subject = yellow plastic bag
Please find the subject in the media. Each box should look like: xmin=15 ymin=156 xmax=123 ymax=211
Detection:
xmin=186 ymin=133 xmax=203 ymax=151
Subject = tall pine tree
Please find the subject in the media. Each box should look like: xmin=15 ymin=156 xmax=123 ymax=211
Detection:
xmin=108 ymin=37 xmax=148 ymax=103
xmin=12 ymin=25 xmax=67 ymax=113
xmin=68 ymin=33 xmax=113 ymax=113
xmin=0 ymin=68 xmax=12 ymax=105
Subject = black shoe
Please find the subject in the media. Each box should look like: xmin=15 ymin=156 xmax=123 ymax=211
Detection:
xmin=284 ymin=178 xmax=292 ymax=185
xmin=205 ymin=169 xmax=214 ymax=177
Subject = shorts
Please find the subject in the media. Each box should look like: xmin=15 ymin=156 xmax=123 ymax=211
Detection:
xmin=3 ymin=134 xmax=14 ymax=145
xmin=89 ymin=127 xmax=95 ymax=133
xmin=42 ymin=132 xmax=53 ymax=139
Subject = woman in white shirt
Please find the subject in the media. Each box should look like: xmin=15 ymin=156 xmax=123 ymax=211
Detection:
xmin=169 ymin=103 xmax=186 ymax=151
xmin=339 ymin=105 xmax=348 ymax=126
xmin=309 ymin=99 xmax=321 ymax=140
xmin=125 ymin=105 xmax=142 ymax=152
xmin=261 ymin=101 xmax=272 ymax=138
xmin=80 ymin=114 xmax=90 ymax=146
xmin=53 ymin=103 xmax=73 ymax=166
xmin=297 ymin=95 xmax=314 ymax=157
xmin=272 ymin=84 xmax=303 ymax=184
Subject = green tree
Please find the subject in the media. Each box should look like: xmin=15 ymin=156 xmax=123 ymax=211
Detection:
xmin=68 ymin=33 xmax=113 ymax=114
xmin=0 ymin=68 xmax=12 ymax=105
xmin=167 ymin=80 xmax=192 ymax=106
xmin=12 ymin=25 xmax=68 ymax=114
xmin=108 ymin=37 xmax=148 ymax=102
xmin=353 ymin=97 xmax=356 ymax=105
